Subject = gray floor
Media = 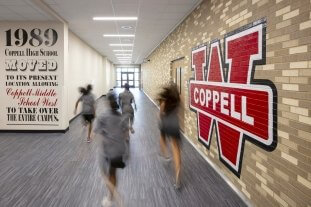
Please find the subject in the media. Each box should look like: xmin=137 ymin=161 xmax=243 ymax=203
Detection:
xmin=0 ymin=89 xmax=247 ymax=207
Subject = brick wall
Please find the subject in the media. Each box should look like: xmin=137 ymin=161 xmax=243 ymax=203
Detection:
xmin=142 ymin=0 xmax=311 ymax=206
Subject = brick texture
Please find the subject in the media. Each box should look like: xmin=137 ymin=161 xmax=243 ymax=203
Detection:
xmin=142 ymin=0 xmax=311 ymax=206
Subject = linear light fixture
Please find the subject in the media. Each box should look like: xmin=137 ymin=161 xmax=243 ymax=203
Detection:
xmin=110 ymin=44 xmax=133 ymax=46
xmin=113 ymin=50 xmax=133 ymax=52
xmin=117 ymin=55 xmax=132 ymax=57
xmin=104 ymin=34 xmax=135 ymax=37
xmin=115 ymin=54 xmax=132 ymax=56
xmin=121 ymin=26 xmax=134 ymax=30
xmin=93 ymin=17 xmax=137 ymax=21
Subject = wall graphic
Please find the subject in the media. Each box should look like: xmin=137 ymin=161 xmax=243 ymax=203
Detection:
xmin=0 ymin=22 xmax=65 ymax=130
xmin=189 ymin=19 xmax=277 ymax=177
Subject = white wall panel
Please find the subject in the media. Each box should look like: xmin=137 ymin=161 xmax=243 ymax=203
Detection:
xmin=67 ymin=31 xmax=113 ymax=120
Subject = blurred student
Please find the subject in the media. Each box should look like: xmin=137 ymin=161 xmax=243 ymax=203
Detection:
xmin=74 ymin=84 xmax=96 ymax=142
xmin=118 ymin=83 xmax=137 ymax=134
xmin=94 ymin=93 xmax=129 ymax=207
xmin=157 ymin=83 xmax=181 ymax=189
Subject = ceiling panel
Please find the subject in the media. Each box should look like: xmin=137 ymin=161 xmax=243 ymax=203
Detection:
xmin=0 ymin=0 xmax=54 ymax=21
xmin=0 ymin=0 xmax=200 ymax=64
xmin=7 ymin=5 xmax=41 ymax=14
xmin=0 ymin=0 xmax=28 ymax=6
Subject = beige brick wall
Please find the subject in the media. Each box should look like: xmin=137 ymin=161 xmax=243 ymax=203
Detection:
xmin=142 ymin=0 xmax=311 ymax=206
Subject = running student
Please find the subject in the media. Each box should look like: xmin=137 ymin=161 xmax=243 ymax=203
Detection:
xmin=157 ymin=83 xmax=182 ymax=189
xmin=118 ymin=83 xmax=137 ymax=134
xmin=94 ymin=93 xmax=129 ymax=207
xmin=74 ymin=84 xmax=96 ymax=143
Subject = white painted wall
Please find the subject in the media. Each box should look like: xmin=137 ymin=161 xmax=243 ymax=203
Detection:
xmin=105 ymin=59 xmax=116 ymax=91
xmin=67 ymin=31 xmax=115 ymax=120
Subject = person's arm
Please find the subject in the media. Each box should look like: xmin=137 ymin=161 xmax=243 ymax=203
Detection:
xmin=92 ymin=104 xmax=96 ymax=117
xmin=159 ymin=100 xmax=165 ymax=117
xmin=92 ymin=96 xmax=96 ymax=116
xmin=118 ymin=95 xmax=122 ymax=109
xmin=74 ymin=98 xmax=80 ymax=114
xmin=132 ymin=94 xmax=137 ymax=111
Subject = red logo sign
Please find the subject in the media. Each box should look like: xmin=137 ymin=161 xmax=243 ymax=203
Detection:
xmin=189 ymin=19 xmax=277 ymax=177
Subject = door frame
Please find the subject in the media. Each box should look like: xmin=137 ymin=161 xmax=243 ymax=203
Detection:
xmin=170 ymin=56 xmax=185 ymax=132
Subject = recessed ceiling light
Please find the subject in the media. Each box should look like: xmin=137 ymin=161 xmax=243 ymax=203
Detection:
xmin=122 ymin=39 xmax=132 ymax=42
xmin=110 ymin=44 xmax=133 ymax=46
xmin=103 ymin=34 xmax=135 ymax=37
xmin=93 ymin=17 xmax=137 ymax=21
xmin=113 ymin=50 xmax=133 ymax=52
xmin=121 ymin=26 xmax=134 ymax=30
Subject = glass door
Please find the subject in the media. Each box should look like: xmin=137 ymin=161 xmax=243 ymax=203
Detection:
xmin=116 ymin=67 xmax=140 ymax=88
xmin=128 ymin=72 xmax=134 ymax=87
xmin=121 ymin=72 xmax=128 ymax=87
xmin=121 ymin=72 xmax=135 ymax=88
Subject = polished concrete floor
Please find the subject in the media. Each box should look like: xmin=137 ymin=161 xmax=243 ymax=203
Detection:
xmin=0 ymin=89 xmax=247 ymax=207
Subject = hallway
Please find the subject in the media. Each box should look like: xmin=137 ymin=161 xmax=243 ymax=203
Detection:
xmin=0 ymin=89 xmax=246 ymax=207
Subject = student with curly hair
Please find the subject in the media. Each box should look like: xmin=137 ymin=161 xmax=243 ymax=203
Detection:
xmin=157 ymin=83 xmax=182 ymax=189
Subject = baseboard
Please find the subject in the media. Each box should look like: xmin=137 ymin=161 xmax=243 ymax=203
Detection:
xmin=142 ymin=90 xmax=159 ymax=109
xmin=69 ymin=112 xmax=81 ymax=123
xmin=0 ymin=127 xmax=69 ymax=133
xmin=142 ymin=89 xmax=252 ymax=207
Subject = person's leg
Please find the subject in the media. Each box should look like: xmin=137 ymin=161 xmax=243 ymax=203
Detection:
xmin=107 ymin=167 xmax=116 ymax=199
xmin=171 ymin=138 xmax=181 ymax=188
xmin=129 ymin=115 xmax=135 ymax=133
xmin=87 ymin=121 xmax=92 ymax=142
xmin=160 ymin=132 xmax=169 ymax=158
xmin=106 ymin=167 xmax=124 ymax=207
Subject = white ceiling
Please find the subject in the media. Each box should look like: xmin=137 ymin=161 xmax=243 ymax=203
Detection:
xmin=0 ymin=0 xmax=201 ymax=64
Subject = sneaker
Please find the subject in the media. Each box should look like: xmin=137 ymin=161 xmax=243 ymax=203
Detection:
xmin=101 ymin=197 xmax=112 ymax=207
xmin=86 ymin=138 xmax=91 ymax=143
xmin=174 ymin=181 xmax=181 ymax=190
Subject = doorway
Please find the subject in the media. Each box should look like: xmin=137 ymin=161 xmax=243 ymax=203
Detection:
xmin=121 ymin=72 xmax=135 ymax=87
xmin=170 ymin=57 xmax=185 ymax=132
xmin=116 ymin=67 xmax=140 ymax=88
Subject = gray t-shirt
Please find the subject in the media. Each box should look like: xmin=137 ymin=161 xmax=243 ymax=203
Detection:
xmin=94 ymin=110 xmax=129 ymax=158
xmin=119 ymin=91 xmax=135 ymax=114
xmin=79 ymin=94 xmax=95 ymax=114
